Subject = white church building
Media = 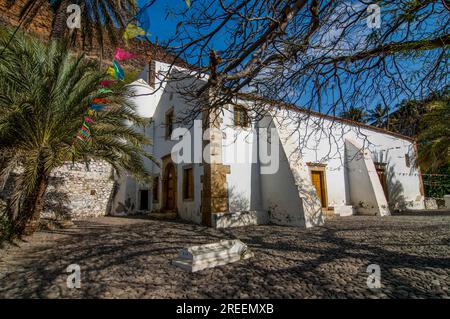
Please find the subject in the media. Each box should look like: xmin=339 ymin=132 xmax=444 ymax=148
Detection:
xmin=108 ymin=58 xmax=426 ymax=228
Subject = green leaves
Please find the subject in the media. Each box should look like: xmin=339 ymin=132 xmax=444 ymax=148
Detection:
xmin=339 ymin=106 xmax=368 ymax=123
xmin=417 ymin=94 xmax=450 ymax=171
xmin=0 ymin=29 xmax=155 ymax=235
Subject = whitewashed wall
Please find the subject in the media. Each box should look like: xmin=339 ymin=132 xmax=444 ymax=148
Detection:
xmin=257 ymin=116 xmax=310 ymax=226
xmin=113 ymin=60 xmax=424 ymax=227
xmin=272 ymin=108 xmax=425 ymax=213
xmin=221 ymin=103 xmax=424 ymax=224
xmin=221 ymin=106 xmax=262 ymax=213
xmin=112 ymin=62 xmax=204 ymax=223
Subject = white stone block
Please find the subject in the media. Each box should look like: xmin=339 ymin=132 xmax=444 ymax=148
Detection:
xmin=172 ymin=240 xmax=253 ymax=272
xmin=333 ymin=205 xmax=356 ymax=216
xmin=444 ymin=195 xmax=450 ymax=209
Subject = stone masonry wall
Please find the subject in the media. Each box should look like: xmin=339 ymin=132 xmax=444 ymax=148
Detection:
xmin=0 ymin=161 xmax=115 ymax=220
xmin=0 ymin=0 xmax=53 ymax=39
xmin=44 ymin=161 xmax=115 ymax=219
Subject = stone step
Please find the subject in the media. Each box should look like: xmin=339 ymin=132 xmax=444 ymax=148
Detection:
xmin=172 ymin=254 xmax=244 ymax=272
xmin=172 ymin=239 xmax=253 ymax=272
xmin=178 ymin=240 xmax=243 ymax=261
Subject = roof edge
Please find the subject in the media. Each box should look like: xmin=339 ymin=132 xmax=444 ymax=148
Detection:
xmin=237 ymin=93 xmax=415 ymax=142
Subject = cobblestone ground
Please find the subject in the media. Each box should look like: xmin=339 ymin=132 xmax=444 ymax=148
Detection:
xmin=0 ymin=214 xmax=449 ymax=298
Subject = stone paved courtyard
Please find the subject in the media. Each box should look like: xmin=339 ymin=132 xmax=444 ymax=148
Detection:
xmin=0 ymin=214 xmax=449 ymax=298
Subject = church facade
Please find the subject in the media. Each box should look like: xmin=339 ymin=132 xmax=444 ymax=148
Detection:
xmin=109 ymin=59 xmax=425 ymax=228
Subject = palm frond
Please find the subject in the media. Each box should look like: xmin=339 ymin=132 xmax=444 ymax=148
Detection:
xmin=0 ymin=28 xmax=155 ymax=236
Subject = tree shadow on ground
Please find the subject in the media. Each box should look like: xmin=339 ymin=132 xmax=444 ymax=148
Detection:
xmin=0 ymin=216 xmax=449 ymax=298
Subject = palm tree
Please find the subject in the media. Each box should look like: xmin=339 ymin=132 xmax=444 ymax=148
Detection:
xmin=339 ymin=106 xmax=368 ymax=123
xmin=417 ymin=94 xmax=450 ymax=171
xmin=368 ymin=104 xmax=388 ymax=128
xmin=389 ymin=100 xmax=425 ymax=137
xmin=7 ymin=0 xmax=138 ymax=46
xmin=0 ymin=29 xmax=154 ymax=238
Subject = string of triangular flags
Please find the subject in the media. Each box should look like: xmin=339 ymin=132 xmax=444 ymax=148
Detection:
xmin=73 ymin=23 xmax=146 ymax=144
xmin=75 ymin=116 xmax=96 ymax=143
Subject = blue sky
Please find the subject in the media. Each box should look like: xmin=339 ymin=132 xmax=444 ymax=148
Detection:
xmin=134 ymin=1 xmax=448 ymax=113
xmin=136 ymin=0 xmax=185 ymax=43
xmin=136 ymin=0 xmax=228 ymax=58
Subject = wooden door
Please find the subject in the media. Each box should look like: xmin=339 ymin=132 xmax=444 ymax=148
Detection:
xmin=311 ymin=171 xmax=326 ymax=208
xmin=164 ymin=163 xmax=176 ymax=211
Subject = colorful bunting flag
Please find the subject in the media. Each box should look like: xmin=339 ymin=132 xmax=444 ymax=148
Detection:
xmin=76 ymin=134 xmax=88 ymax=142
xmin=112 ymin=60 xmax=125 ymax=80
xmin=74 ymin=117 xmax=95 ymax=144
xmin=107 ymin=66 xmax=116 ymax=78
xmin=74 ymin=21 xmax=145 ymax=145
xmin=91 ymin=104 xmax=107 ymax=111
xmin=123 ymin=23 xmax=146 ymax=43
xmin=80 ymin=129 xmax=90 ymax=137
xmin=84 ymin=116 xmax=96 ymax=124
xmin=93 ymin=98 xmax=110 ymax=104
xmin=82 ymin=123 xmax=90 ymax=132
xmin=114 ymin=48 xmax=139 ymax=61
xmin=106 ymin=60 xmax=125 ymax=81
xmin=98 ymin=88 xmax=113 ymax=94
xmin=100 ymin=80 xmax=115 ymax=87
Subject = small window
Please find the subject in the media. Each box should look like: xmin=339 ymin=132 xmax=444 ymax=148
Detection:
xmin=139 ymin=189 xmax=149 ymax=210
xmin=405 ymin=153 xmax=410 ymax=168
xmin=152 ymin=176 xmax=159 ymax=203
xmin=234 ymin=106 xmax=249 ymax=128
xmin=165 ymin=110 xmax=174 ymax=139
xmin=183 ymin=167 xmax=194 ymax=200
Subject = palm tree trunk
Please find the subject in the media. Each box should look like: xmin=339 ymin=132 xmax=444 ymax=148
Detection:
xmin=21 ymin=174 xmax=49 ymax=235
xmin=50 ymin=0 xmax=72 ymax=40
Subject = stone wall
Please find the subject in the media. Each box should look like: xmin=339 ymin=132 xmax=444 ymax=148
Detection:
xmin=0 ymin=161 xmax=115 ymax=220
xmin=0 ymin=0 xmax=53 ymax=39
xmin=44 ymin=161 xmax=115 ymax=219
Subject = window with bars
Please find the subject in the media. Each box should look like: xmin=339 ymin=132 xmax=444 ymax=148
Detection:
xmin=234 ymin=106 xmax=249 ymax=128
